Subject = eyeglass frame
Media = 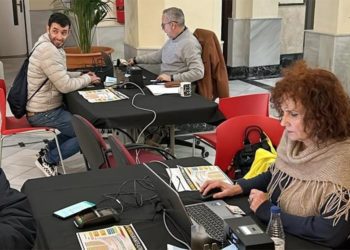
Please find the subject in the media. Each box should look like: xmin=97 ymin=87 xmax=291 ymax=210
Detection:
xmin=161 ymin=21 xmax=178 ymax=29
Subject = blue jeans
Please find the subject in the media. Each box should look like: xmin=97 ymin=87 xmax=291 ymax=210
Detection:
xmin=28 ymin=107 xmax=80 ymax=165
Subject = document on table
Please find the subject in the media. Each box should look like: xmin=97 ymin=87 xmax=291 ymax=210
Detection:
xmin=76 ymin=224 xmax=147 ymax=250
xmin=166 ymin=165 xmax=233 ymax=192
xmin=78 ymin=88 xmax=128 ymax=103
xmin=146 ymin=84 xmax=179 ymax=96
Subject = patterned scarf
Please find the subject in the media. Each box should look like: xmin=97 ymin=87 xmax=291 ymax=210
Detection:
xmin=267 ymin=131 xmax=350 ymax=225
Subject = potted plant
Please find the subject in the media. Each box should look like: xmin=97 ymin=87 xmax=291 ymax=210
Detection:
xmin=53 ymin=0 xmax=114 ymax=69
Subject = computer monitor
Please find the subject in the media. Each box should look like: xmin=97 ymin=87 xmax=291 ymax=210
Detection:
xmin=142 ymin=163 xmax=192 ymax=243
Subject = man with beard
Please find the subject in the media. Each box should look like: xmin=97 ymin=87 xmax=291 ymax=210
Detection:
xmin=27 ymin=13 xmax=101 ymax=176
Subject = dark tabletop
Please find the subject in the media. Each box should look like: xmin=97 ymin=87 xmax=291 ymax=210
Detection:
xmin=64 ymin=67 xmax=224 ymax=129
xmin=22 ymin=157 xmax=331 ymax=250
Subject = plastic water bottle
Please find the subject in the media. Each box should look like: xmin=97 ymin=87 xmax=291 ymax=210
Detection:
xmin=266 ymin=206 xmax=285 ymax=250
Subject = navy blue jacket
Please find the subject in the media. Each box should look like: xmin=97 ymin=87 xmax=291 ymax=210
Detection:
xmin=237 ymin=172 xmax=350 ymax=248
xmin=0 ymin=168 xmax=36 ymax=249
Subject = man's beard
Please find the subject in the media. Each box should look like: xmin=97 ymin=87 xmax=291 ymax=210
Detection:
xmin=49 ymin=34 xmax=64 ymax=48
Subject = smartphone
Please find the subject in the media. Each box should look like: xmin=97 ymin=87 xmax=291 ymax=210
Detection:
xmin=73 ymin=207 xmax=120 ymax=228
xmin=53 ymin=201 xmax=96 ymax=219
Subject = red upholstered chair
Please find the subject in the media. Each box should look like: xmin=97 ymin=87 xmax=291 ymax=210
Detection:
xmin=107 ymin=134 xmax=176 ymax=166
xmin=0 ymin=82 xmax=65 ymax=173
xmin=214 ymin=115 xmax=284 ymax=178
xmin=193 ymin=93 xmax=270 ymax=156
xmin=71 ymin=115 xmax=175 ymax=170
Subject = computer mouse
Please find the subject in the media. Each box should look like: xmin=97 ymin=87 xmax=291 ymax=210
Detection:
xmin=200 ymin=187 xmax=222 ymax=201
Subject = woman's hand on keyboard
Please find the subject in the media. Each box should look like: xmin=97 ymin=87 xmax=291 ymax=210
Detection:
xmin=200 ymin=180 xmax=243 ymax=199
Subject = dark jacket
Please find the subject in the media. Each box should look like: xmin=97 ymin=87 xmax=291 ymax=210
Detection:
xmin=0 ymin=168 xmax=36 ymax=249
xmin=194 ymin=29 xmax=229 ymax=101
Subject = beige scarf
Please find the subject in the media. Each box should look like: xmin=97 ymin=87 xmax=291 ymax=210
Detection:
xmin=267 ymin=131 xmax=350 ymax=225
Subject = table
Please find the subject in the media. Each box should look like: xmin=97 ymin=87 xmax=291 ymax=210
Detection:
xmin=65 ymin=67 xmax=223 ymax=129
xmin=65 ymin=67 xmax=223 ymax=153
xmin=22 ymin=157 xmax=331 ymax=250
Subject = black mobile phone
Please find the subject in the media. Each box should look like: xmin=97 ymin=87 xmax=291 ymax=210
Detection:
xmin=73 ymin=207 xmax=120 ymax=228
xmin=53 ymin=201 xmax=96 ymax=219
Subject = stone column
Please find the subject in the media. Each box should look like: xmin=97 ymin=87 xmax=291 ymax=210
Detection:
xmin=227 ymin=0 xmax=282 ymax=79
xmin=304 ymin=0 xmax=350 ymax=93
xmin=124 ymin=0 xmax=222 ymax=59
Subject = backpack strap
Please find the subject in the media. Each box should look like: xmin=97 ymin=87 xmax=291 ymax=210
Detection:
xmin=27 ymin=42 xmax=49 ymax=101
xmin=27 ymin=78 xmax=48 ymax=101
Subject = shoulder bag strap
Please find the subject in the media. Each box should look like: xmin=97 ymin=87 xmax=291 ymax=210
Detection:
xmin=27 ymin=42 xmax=49 ymax=101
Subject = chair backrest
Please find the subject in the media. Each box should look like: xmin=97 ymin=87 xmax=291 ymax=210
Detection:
xmin=108 ymin=134 xmax=136 ymax=166
xmin=0 ymin=88 xmax=7 ymax=133
xmin=0 ymin=79 xmax=6 ymax=94
xmin=218 ymin=93 xmax=270 ymax=119
xmin=193 ymin=28 xmax=229 ymax=100
xmin=71 ymin=114 xmax=111 ymax=170
xmin=214 ymin=115 xmax=284 ymax=175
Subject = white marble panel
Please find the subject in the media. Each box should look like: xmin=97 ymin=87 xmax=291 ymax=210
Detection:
xmin=124 ymin=43 xmax=159 ymax=60
xmin=227 ymin=18 xmax=250 ymax=67
xmin=304 ymin=31 xmax=320 ymax=67
xmin=304 ymin=31 xmax=350 ymax=94
xmin=334 ymin=36 xmax=350 ymax=94
xmin=96 ymin=24 xmax=125 ymax=60
xmin=318 ymin=36 xmax=335 ymax=69
xmin=279 ymin=5 xmax=306 ymax=54
xmin=249 ymin=19 xmax=281 ymax=67
xmin=0 ymin=61 xmax=3 ymax=79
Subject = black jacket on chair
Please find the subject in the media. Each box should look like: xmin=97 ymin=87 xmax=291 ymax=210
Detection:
xmin=0 ymin=168 xmax=36 ymax=249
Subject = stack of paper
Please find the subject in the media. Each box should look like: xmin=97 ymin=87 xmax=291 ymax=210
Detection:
xmin=78 ymin=88 xmax=128 ymax=103
xmin=146 ymin=84 xmax=179 ymax=96
xmin=76 ymin=224 xmax=147 ymax=250
xmin=166 ymin=165 xmax=233 ymax=192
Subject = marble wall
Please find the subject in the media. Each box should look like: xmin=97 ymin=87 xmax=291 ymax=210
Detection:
xmin=227 ymin=18 xmax=281 ymax=67
xmin=95 ymin=22 xmax=125 ymax=60
xmin=279 ymin=5 xmax=305 ymax=54
xmin=0 ymin=61 xmax=4 ymax=79
xmin=304 ymin=31 xmax=350 ymax=94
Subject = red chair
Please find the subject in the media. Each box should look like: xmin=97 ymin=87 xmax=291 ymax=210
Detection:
xmin=0 ymin=81 xmax=65 ymax=173
xmin=214 ymin=115 xmax=284 ymax=178
xmin=71 ymin=115 xmax=175 ymax=170
xmin=193 ymin=93 xmax=270 ymax=156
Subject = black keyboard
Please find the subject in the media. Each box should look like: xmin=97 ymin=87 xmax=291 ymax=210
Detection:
xmin=185 ymin=203 xmax=225 ymax=242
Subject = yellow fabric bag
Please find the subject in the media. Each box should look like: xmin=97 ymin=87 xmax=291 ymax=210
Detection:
xmin=243 ymin=136 xmax=277 ymax=179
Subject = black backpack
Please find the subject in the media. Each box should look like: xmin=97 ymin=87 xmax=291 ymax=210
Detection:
xmin=7 ymin=45 xmax=48 ymax=119
xmin=232 ymin=126 xmax=272 ymax=179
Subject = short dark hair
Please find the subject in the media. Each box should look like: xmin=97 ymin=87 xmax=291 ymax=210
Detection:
xmin=271 ymin=60 xmax=350 ymax=143
xmin=48 ymin=12 xmax=71 ymax=28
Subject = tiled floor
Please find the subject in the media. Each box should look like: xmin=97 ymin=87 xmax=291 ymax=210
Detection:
xmin=0 ymin=57 xmax=279 ymax=190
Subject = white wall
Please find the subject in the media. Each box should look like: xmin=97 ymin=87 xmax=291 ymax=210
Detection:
xmin=125 ymin=0 xmax=222 ymax=49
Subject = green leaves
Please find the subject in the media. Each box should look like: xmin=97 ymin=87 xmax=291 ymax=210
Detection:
xmin=53 ymin=0 xmax=111 ymax=53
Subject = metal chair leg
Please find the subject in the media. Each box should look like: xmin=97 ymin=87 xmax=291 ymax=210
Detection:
xmin=51 ymin=131 xmax=66 ymax=174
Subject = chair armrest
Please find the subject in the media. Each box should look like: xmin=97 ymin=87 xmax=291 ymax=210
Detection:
xmin=125 ymin=143 xmax=176 ymax=160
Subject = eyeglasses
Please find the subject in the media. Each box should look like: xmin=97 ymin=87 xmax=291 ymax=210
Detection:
xmin=161 ymin=21 xmax=177 ymax=29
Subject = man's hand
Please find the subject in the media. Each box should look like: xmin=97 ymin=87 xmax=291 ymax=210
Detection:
xmin=127 ymin=58 xmax=135 ymax=66
xmin=200 ymin=180 xmax=243 ymax=199
xmin=87 ymin=72 xmax=101 ymax=85
xmin=248 ymin=189 xmax=268 ymax=212
xmin=157 ymin=74 xmax=171 ymax=82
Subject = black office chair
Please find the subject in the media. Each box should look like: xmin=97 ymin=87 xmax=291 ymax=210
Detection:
xmin=71 ymin=115 xmax=114 ymax=170
xmin=72 ymin=115 xmax=176 ymax=170
xmin=108 ymin=134 xmax=176 ymax=165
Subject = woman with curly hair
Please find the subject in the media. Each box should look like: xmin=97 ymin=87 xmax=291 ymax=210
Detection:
xmin=201 ymin=60 xmax=350 ymax=247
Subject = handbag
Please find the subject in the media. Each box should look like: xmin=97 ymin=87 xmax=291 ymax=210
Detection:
xmin=232 ymin=126 xmax=273 ymax=179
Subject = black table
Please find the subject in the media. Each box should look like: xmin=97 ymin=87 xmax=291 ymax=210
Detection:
xmin=22 ymin=157 xmax=331 ymax=250
xmin=65 ymin=67 xmax=223 ymax=129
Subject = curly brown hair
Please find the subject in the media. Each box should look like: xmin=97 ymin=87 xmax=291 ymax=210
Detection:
xmin=271 ymin=60 xmax=350 ymax=143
